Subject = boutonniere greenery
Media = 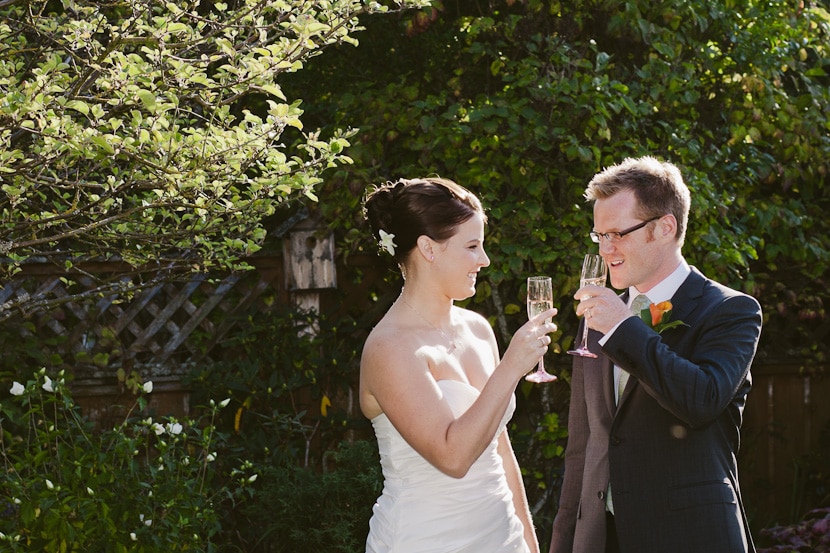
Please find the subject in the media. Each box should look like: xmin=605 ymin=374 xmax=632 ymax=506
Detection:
xmin=637 ymin=300 xmax=687 ymax=334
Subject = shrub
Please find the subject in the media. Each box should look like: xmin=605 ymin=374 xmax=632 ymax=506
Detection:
xmin=237 ymin=440 xmax=382 ymax=553
xmin=0 ymin=369 xmax=254 ymax=552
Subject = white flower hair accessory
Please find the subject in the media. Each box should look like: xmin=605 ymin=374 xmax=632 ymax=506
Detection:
xmin=378 ymin=229 xmax=397 ymax=256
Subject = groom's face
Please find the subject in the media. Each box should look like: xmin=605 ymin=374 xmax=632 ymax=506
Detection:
xmin=593 ymin=189 xmax=668 ymax=293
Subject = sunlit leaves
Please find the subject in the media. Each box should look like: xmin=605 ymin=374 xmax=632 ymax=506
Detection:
xmin=0 ymin=0 xmax=423 ymax=320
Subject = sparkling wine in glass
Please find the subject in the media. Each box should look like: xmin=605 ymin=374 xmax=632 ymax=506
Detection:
xmin=567 ymin=254 xmax=608 ymax=358
xmin=526 ymin=276 xmax=557 ymax=383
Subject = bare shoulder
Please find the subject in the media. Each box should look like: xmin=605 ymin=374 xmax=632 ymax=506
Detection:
xmin=362 ymin=317 xmax=422 ymax=362
xmin=359 ymin=317 xmax=434 ymax=418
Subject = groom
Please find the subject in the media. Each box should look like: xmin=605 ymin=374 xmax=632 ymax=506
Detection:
xmin=549 ymin=157 xmax=762 ymax=553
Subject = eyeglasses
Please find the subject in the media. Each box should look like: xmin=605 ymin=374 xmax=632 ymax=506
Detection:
xmin=590 ymin=216 xmax=663 ymax=244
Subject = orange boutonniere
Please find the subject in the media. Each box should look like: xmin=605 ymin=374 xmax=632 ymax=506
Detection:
xmin=637 ymin=301 xmax=687 ymax=334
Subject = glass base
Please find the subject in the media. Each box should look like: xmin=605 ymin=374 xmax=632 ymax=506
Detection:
xmin=525 ymin=370 xmax=558 ymax=383
xmin=567 ymin=347 xmax=598 ymax=358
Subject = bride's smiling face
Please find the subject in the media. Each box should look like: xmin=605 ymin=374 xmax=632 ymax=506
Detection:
xmin=435 ymin=212 xmax=490 ymax=299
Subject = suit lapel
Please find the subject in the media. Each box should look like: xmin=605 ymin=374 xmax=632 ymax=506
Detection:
xmin=616 ymin=290 xmax=633 ymax=409
xmin=665 ymin=268 xmax=706 ymax=326
xmin=580 ymin=323 xmax=617 ymax=418
xmin=602 ymin=354 xmax=616 ymax=417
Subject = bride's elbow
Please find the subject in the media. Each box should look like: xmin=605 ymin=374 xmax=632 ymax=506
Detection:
xmin=432 ymin=456 xmax=474 ymax=479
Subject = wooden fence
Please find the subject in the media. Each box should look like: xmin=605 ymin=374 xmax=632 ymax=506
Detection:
xmin=741 ymin=362 xmax=830 ymax=528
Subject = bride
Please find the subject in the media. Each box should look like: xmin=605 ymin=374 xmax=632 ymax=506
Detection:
xmin=361 ymin=177 xmax=556 ymax=553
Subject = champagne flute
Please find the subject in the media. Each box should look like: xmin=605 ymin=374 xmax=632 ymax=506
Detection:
xmin=567 ymin=254 xmax=608 ymax=358
xmin=526 ymin=276 xmax=557 ymax=383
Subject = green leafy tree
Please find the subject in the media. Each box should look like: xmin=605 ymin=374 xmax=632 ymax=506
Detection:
xmin=286 ymin=0 xmax=830 ymax=363
xmin=0 ymin=0 xmax=427 ymax=322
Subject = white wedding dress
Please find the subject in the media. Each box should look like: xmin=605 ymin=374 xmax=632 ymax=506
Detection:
xmin=366 ymin=379 xmax=531 ymax=553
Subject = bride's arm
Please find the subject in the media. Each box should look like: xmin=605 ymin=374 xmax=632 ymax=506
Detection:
xmin=499 ymin=431 xmax=541 ymax=553
xmin=361 ymin=332 xmax=517 ymax=477
xmin=360 ymin=309 xmax=554 ymax=478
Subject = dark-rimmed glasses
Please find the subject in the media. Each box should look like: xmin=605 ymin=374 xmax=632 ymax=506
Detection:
xmin=590 ymin=216 xmax=663 ymax=244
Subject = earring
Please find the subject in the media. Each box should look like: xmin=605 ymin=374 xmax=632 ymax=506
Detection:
xmin=430 ymin=255 xmax=434 ymax=262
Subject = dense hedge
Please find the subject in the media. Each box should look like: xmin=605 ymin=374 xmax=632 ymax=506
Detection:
xmin=285 ymin=0 xmax=830 ymax=366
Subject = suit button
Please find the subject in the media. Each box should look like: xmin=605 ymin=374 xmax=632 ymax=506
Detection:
xmin=611 ymin=436 xmax=621 ymax=446
xmin=597 ymin=490 xmax=606 ymax=500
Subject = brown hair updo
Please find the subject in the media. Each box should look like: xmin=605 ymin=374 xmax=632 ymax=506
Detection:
xmin=364 ymin=177 xmax=485 ymax=263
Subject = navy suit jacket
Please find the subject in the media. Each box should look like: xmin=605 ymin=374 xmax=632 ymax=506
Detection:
xmin=550 ymin=267 xmax=762 ymax=553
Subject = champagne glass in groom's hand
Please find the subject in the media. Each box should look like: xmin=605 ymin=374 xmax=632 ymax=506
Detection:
xmin=567 ymin=254 xmax=607 ymax=358
xmin=525 ymin=276 xmax=557 ymax=383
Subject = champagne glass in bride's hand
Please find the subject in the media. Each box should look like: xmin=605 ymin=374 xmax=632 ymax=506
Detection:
xmin=526 ymin=276 xmax=557 ymax=383
xmin=567 ymin=254 xmax=608 ymax=358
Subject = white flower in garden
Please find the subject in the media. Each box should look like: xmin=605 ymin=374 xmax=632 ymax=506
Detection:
xmin=219 ymin=398 xmax=231 ymax=408
xmin=144 ymin=519 xmax=153 ymax=527
xmin=248 ymin=474 xmax=258 ymax=483
xmin=45 ymin=479 xmax=54 ymax=490
xmin=42 ymin=376 xmax=54 ymax=393
xmin=130 ymin=533 xmax=137 ymax=542
xmin=87 ymin=487 xmax=94 ymax=496
xmin=166 ymin=422 xmax=183 ymax=435
xmin=10 ymin=382 xmax=24 ymax=396
xmin=206 ymin=452 xmax=216 ymax=462
xmin=151 ymin=423 xmax=165 ymax=436
xmin=143 ymin=381 xmax=153 ymax=393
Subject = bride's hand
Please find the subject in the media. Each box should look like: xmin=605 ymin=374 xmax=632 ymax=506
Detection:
xmin=502 ymin=308 xmax=557 ymax=378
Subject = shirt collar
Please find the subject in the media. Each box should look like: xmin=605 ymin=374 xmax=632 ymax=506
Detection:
xmin=629 ymin=259 xmax=690 ymax=306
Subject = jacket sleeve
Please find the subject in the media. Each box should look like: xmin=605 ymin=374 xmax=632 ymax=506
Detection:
xmin=602 ymin=291 xmax=762 ymax=428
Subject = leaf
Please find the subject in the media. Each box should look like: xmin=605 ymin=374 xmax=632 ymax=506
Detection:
xmin=136 ymin=89 xmax=156 ymax=111
xmin=65 ymin=100 xmax=89 ymax=115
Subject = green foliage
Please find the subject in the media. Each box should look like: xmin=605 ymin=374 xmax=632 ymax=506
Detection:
xmin=0 ymin=0 xmax=428 ymax=322
xmin=186 ymin=304 xmax=364 ymax=468
xmin=0 ymin=369 xmax=253 ymax=551
xmin=512 ymin=409 xmax=568 ymax=490
xmin=183 ymin=304 xmax=374 ymax=551
xmin=240 ymin=440 xmax=381 ymax=553
xmin=286 ymin=0 xmax=830 ymax=363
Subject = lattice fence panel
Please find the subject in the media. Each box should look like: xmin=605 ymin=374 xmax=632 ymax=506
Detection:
xmin=2 ymin=261 xmax=284 ymax=378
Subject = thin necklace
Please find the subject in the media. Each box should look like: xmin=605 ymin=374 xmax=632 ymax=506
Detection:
xmin=400 ymin=297 xmax=458 ymax=352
